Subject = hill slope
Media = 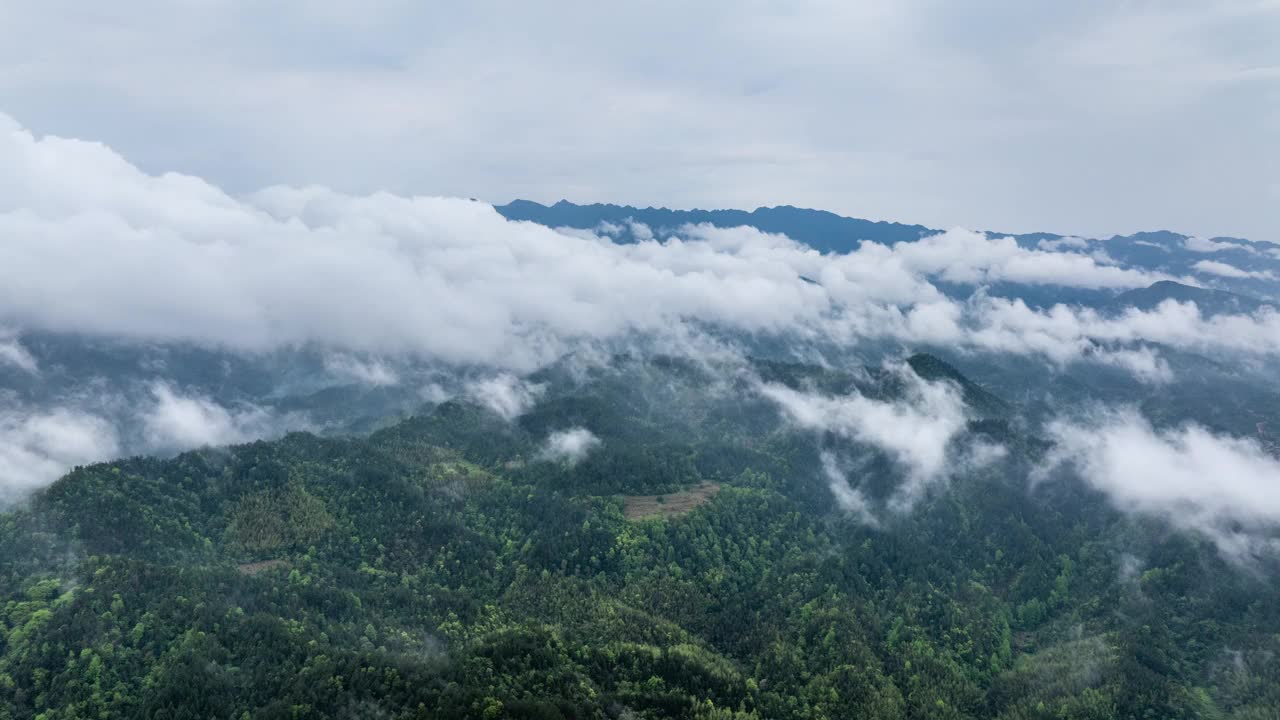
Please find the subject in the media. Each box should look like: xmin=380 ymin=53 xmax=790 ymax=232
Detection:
xmin=1 ymin=356 xmax=1278 ymax=719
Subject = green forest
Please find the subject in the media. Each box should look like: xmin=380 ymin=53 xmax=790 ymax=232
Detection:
xmin=1 ymin=355 xmax=1278 ymax=720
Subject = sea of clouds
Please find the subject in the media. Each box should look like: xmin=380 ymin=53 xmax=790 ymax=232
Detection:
xmin=3 ymin=114 xmax=1279 ymax=561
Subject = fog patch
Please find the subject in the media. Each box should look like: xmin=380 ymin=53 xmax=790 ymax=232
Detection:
xmin=467 ymin=375 xmax=545 ymax=420
xmin=819 ymin=451 xmax=879 ymax=525
xmin=538 ymin=427 xmax=601 ymax=465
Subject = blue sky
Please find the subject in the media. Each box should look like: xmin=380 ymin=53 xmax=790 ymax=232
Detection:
xmin=1 ymin=0 xmax=1276 ymax=239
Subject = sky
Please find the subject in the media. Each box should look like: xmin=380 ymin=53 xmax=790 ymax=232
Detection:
xmin=0 ymin=1 xmax=1276 ymax=240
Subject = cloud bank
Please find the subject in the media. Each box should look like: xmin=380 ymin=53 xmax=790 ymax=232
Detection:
xmin=3 ymin=112 xmax=1278 ymax=382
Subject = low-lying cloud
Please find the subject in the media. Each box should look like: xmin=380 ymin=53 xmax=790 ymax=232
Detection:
xmin=467 ymin=375 xmax=545 ymax=420
xmin=538 ymin=427 xmax=601 ymax=465
xmin=0 ymin=407 xmax=120 ymax=503
xmin=761 ymin=364 xmax=970 ymax=511
xmin=323 ymin=354 xmax=401 ymax=387
xmin=1193 ymin=259 xmax=1275 ymax=280
xmin=819 ymin=451 xmax=879 ymax=525
xmin=2 ymin=112 xmax=1275 ymax=385
xmin=0 ymin=383 xmax=308 ymax=502
xmin=1185 ymin=237 xmax=1258 ymax=255
xmin=141 ymin=382 xmax=281 ymax=451
xmin=1046 ymin=409 xmax=1280 ymax=562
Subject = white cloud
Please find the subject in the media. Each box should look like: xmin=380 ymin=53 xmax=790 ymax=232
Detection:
xmin=960 ymin=440 xmax=1009 ymax=470
xmin=323 ymin=354 xmax=400 ymax=386
xmin=1193 ymin=259 xmax=1275 ymax=280
xmin=467 ymin=374 xmax=544 ymax=420
xmin=538 ymin=427 xmax=601 ymax=465
xmin=819 ymin=451 xmax=878 ymax=525
xmin=958 ymin=295 xmax=1280 ymax=362
xmin=595 ymin=220 xmax=624 ymax=237
xmin=888 ymin=228 xmax=1161 ymax=289
xmin=627 ymin=220 xmax=655 ymax=242
xmin=1091 ymin=347 xmax=1174 ymax=384
xmin=0 ymin=114 xmax=1277 ymax=392
xmin=140 ymin=382 xmax=276 ymax=450
xmin=0 ymin=407 xmax=119 ymax=502
xmin=1046 ymin=409 xmax=1280 ymax=561
xmin=0 ymin=334 xmax=37 ymax=373
xmin=761 ymin=363 xmax=969 ymax=510
xmin=1037 ymin=236 xmax=1091 ymax=252
xmin=1184 ymin=236 xmax=1257 ymax=254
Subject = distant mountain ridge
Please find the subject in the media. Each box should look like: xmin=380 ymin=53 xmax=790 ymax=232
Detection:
xmin=1110 ymin=280 xmax=1273 ymax=316
xmin=498 ymin=199 xmax=933 ymax=252
xmin=496 ymin=199 xmax=1280 ymax=302
xmin=496 ymin=199 xmax=1278 ymax=254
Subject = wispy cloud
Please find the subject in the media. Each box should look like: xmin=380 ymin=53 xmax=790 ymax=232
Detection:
xmin=761 ymin=363 xmax=969 ymax=511
xmin=467 ymin=375 xmax=544 ymax=420
xmin=0 ymin=333 xmax=37 ymax=373
xmin=1193 ymin=259 xmax=1275 ymax=280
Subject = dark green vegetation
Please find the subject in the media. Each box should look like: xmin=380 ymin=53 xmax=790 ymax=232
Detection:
xmin=2 ymin=355 xmax=1279 ymax=719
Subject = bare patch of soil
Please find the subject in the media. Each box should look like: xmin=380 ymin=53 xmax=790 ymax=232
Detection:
xmin=623 ymin=482 xmax=721 ymax=521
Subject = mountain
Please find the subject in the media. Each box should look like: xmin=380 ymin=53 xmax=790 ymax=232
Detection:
xmin=1110 ymin=280 xmax=1272 ymax=316
xmin=498 ymin=199 xmax=934 ymax=251
xmin=2 ymin=354 xmax=1279 ymax=719
xmin=497 ymin=200 xmax=1280 ymax=302
xmin=906 ymin=352 xmax=1010 ymax=418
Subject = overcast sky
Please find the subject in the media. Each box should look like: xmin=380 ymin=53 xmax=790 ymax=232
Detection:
xmin=1 ymin=0 xmax=1276 ymax=239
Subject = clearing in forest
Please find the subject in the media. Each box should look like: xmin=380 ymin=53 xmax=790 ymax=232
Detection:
xmin=623 ymin=482 xmax=720 ymax=521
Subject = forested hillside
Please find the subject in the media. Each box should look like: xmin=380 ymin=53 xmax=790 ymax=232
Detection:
xmin=2 ymin=355 xmax=1277 ymax=720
